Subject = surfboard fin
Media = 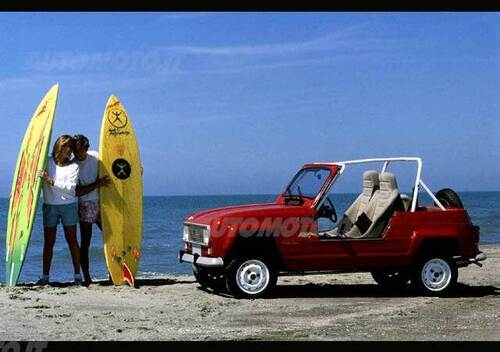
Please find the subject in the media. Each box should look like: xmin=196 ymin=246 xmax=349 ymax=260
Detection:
xmin=122 ymin=262 xmax=135 ymax=288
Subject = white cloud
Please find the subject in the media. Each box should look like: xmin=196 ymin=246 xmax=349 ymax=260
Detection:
xmin=175 ymin=25 xmax=365 ymax=56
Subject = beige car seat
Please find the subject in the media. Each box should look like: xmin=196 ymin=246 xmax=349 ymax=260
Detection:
xmin=344 ymin=172 xmax=405 ymax=239
xmin=327 ymin=170 xmax=379 ymax=237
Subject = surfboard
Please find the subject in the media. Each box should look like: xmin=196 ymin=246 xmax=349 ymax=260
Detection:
xmin=99 ymin=95 xmax=142 ymax=287
xmin=5 ymin=84 xmax=59 ymax=286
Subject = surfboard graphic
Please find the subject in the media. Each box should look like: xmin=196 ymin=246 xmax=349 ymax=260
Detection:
xmin=99 ymin=95 xmax=142 ymax=287
xmin=122 ymin=262 xmax=135 ymax=288
xmin=5 ymin=84 xmax=59 ymax=286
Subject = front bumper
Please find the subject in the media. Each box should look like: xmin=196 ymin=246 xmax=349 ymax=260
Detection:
xmin=179 ymin=250 xmax=224 ymax=267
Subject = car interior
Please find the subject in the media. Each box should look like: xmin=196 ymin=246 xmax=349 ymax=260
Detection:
xmin=324 ymin=170 xmax=407 ymax=239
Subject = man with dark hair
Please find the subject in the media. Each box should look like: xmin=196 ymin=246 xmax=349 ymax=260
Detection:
xmin=74 ymin=134 xmax=110 ymax=286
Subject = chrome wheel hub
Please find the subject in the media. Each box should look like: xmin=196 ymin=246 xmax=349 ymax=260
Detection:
xmin=421 ymin=258 xmax=452 ymax=291
xmin=236 ymin=259 xmax=270 ymax=295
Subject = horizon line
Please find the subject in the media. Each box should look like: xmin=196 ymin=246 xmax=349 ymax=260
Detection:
xmin=2 ymin=190 xmax=499 ymax=199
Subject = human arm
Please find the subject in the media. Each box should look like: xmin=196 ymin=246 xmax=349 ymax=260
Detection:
xmin=76 ymin=175 xmax=110 ymax=197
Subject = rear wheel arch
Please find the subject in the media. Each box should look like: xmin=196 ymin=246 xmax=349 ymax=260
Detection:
xmin=409 ymin=237 xmax=461 ymax=296
xmin=412 ymin=237 xmax=461 ymax=261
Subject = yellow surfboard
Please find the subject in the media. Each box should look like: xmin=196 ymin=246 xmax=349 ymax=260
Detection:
xmin=99 ymin=95 xmax=142 ymax=287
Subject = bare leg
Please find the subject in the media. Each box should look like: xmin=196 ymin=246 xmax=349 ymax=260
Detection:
xmin=43 ymin=226 xmax=57 ymax=276
xmin=63 ymin=225 xmax=81 ymax=275
xmin=79 ymin=221 xmax=93 ymax=284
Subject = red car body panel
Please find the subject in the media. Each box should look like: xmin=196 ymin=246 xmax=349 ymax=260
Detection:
xmin=182 ymin=162 xmax=481 ymax=273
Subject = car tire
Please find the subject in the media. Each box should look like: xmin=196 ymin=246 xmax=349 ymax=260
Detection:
xmin=435 ymin=188 xmax=464 ymax=209
xmin=371 ymin=269 xmax=410 ymax=289
xmin=193 ymin=265 xmax=225 ymax=292
xmin=193 ymin=265 xmax=210 ymax=288
xmin=412 ymin=256 xmax=458 ymax=296
xmin=225 ymin=256 xmax=278 ymax=298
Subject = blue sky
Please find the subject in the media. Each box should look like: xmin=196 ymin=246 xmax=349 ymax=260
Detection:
xmin=0 ymin=12 xmax=499 ymax=196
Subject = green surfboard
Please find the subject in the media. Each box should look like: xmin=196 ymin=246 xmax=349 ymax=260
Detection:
xmin=5 ymin=84 xmax=59 ymax=286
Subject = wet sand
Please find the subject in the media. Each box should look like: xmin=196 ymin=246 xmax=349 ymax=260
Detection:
xmin=1 ymin=244 xmax=499 ymax=340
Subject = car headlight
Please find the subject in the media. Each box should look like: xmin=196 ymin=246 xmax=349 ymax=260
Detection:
xmin=183 ymin=223 xmax=210 ymax=246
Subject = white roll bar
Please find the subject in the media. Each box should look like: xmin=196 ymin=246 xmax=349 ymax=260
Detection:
xmin=311 ymin=157 xmax=445 ymax=212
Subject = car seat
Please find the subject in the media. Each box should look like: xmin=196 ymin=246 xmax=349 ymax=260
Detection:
xmin=344 ymin=172 xmax=405 ymax=239
xmin=327 ymin=170 xmax=379 ymax=237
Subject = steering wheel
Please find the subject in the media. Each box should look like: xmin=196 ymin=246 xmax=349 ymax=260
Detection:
xmin=325 ymin=196 xmax=338 ymax=223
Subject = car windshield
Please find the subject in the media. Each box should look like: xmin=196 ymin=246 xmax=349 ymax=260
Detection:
xmin=284 ymin=167 xmax=331 ymax=199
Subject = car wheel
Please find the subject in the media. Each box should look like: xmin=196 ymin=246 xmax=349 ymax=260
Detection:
xmin=225 ymin=256 xmax=277 ymax=298
xmin=435 ymin=188 xmax=464 ymax=209
xmin=412 ymin=256 xmax=458 ymax=296
xmin=371 ymin=269 xmax=410 ymax=289
xmin=193 ymin=265 xmax=225 ymax=292
xmin=193 ymin=265 xmax=210 ymax=288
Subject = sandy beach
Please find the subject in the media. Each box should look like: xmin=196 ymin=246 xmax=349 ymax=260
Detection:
xmin=1 ymin=244 xmax=499 ymax=341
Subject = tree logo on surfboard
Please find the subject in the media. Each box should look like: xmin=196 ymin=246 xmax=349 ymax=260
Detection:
xmin=112 ymin=158 xmax=131 ymax=180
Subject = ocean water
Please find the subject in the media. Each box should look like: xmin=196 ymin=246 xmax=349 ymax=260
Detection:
xmin=0 ymin=192 xmax=499 ymax=284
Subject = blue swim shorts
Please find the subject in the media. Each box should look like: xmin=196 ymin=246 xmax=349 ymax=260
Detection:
xmin=42 ymin=203 xmax=79 ymax=228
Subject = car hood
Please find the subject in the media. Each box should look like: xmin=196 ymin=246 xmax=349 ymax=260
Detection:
xmin=185 ymin=203 xmax=314 ymax=225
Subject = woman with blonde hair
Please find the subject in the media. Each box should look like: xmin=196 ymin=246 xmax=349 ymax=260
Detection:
xmin=37 ymin=135 xmax=82 ymax=285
